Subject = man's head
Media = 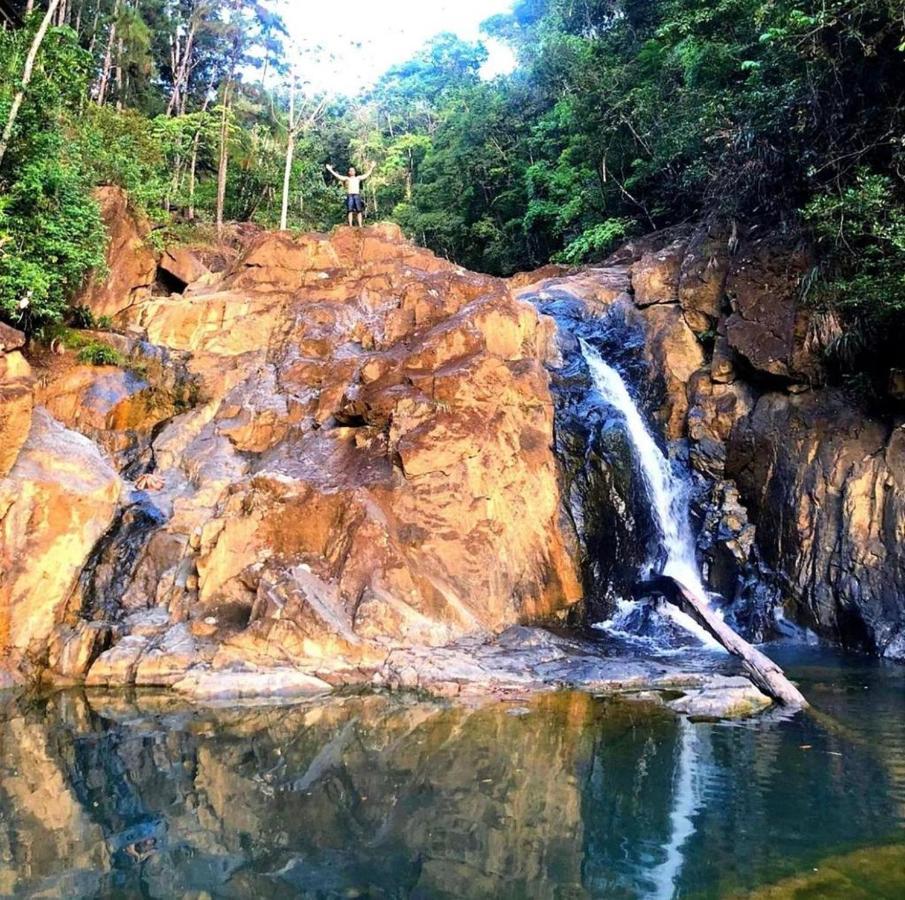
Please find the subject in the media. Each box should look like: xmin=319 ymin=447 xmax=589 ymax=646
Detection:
xmin=348 ymin=167 xmax=356 ymax=176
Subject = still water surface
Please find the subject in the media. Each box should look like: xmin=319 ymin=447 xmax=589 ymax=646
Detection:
xmin=0 ymin=645 xmax=903 ymax=899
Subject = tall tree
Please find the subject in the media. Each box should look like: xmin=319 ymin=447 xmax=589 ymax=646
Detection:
xmin=279 ymin=73 xmax=325 ymax=230
xmin=0 ymin=0 xmax=63 ymax=168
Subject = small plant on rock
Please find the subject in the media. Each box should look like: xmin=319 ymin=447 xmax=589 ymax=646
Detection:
xmin=77 ymin=341 xmax=124 ymax=366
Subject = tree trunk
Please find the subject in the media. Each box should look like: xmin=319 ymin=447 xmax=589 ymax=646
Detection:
xmin=96 ymin=0 xmax=119 ymax=106
xmin=279 ymin=79 xmax=297 ymax=230
xmin=86 ymin=2 xmax=101 ymax=54
xmin=215 ymin=85 xmax=231 ymax=235
xmin=167 ymin=18 xmax=196 ymax=117
xmin=187 ymin=73 xmax=215 ymax=222
xmin=115 ymin=34 xmax=123 ymax=109
xmin=0 ymin=0 xmax=62 ymax=170
xmin=636 ymin=576 xmax=809 ymax=708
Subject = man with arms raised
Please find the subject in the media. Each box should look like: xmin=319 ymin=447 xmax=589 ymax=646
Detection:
xmin=326 ymin=161 xmax=375 ymax=226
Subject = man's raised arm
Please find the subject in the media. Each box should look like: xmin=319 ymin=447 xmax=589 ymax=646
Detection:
xmin=361 ymin=162 xmax=376 ymax=180
xmin=325 ymin=164 xmax=344 ymax=182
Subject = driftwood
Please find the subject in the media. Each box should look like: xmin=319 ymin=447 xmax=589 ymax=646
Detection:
xmin=634 ymin=576 xmax=808 ymax=709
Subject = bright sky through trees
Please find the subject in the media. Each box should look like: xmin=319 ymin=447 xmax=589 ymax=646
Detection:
xmin=278 ymin=0 xmax=517 ymax=95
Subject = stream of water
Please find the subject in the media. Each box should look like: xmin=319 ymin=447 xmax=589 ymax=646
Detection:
xmin=579 ymin=339 xmax=718 ymax=648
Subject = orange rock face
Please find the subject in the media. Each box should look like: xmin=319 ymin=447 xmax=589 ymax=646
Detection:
xmin=79 ymin=186 xmax=158 ymax=320
xmin=0 ymin=410 xmax=121 ymax=671
xmin=35 ymin=224 xmax=582 ymax=687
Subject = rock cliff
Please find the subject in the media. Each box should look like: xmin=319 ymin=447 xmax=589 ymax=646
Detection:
xmin=517 ymin=222 xmax=905 ymax=659
xmin=3 ymin=204 xmax=900 ymax=694
xmin=1 ymin=222 xmax=581 ymax=690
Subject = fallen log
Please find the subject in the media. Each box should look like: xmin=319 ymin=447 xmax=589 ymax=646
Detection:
xmin=633 ymin=575 xmax=808 ymax=709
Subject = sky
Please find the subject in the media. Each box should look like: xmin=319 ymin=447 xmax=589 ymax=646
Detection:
xmin=277 ymin=0 xmax=518 ymax=97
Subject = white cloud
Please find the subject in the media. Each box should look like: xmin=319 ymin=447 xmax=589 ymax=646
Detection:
xmin=274 ymin=0 xmax=516 ymax=95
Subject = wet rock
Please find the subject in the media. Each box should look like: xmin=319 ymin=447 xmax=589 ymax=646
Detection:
xmin=666 ymin=676 xmax=771 ymax=718
xmin=79 ymin=186 xmax=158 ymax=320
xmin=727 ymin=390 xmax=905 ymax=657
xmin=687 ymin=369 xmax=757 ymax=477
xmin=376 ymin=626 xmax=772 ymax=716
xmin=513 ymin=266 xmax=631 ymax=319
xmin=710 ymin=316 xmax=737 ymax=384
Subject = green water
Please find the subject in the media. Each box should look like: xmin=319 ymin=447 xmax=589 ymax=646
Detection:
xmin=0 ymin=646 xmax=903 ymax=899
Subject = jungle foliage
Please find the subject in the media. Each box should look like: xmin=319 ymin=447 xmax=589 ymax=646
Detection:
xmin=0 ymin=1 xmax=902 ymax=388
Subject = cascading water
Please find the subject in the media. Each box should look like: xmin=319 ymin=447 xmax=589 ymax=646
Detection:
xmin=579 ymin=338 xmax=719 ymax=648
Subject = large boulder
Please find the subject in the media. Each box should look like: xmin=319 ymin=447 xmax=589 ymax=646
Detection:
xmin=637 ymin=304 xmax=705 ymax=439
xmin=78 ymin=186 xmax=158 ymax=320
xmin=723 ymin=234 xmax=817 ymax=383
xmin=631 ymin=235 xmax=687 ymax=307
xmin=0 ymin=323 xmax=32 ymax=478
xmin=0 ymin=409 xmax=121 ymax=674
xmin=75 ymin=225 xmax=581 ymax=687
xmin=727 ymin=390 xmax=905 ymax=658
xmin=678 ymin=223 xmax=731 ymax=333
xmin=158 ymin=246 xmax=210 ymax=290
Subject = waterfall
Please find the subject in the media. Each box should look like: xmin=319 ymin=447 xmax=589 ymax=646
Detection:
xmin=580 ymin=339 xmax=719 ymax=647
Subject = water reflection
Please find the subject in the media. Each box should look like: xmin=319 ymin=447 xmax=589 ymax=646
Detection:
xmin=0 ymin=647 xmax=903 ymax=899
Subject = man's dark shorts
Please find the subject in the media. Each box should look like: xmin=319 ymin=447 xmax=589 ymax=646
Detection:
xmin=346 ymin=194 xmax=365 ymax=213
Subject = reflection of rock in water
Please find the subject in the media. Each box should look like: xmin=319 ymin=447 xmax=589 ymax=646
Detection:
xmin=1 ymin=663 xmax=903 ymax=898
xmin=0 ymin=692 xmax=598 ymax=897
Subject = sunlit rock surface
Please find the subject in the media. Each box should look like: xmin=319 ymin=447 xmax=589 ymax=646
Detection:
xmin=2 ymin=224 xmax=583 ymax=690
xmin=0 ymin=323 xmax=32 ymax=479
xmin=79 ymin=186 xmax=158 ymax=321
xmin=0 ymin=410 xmax=121 ymax=672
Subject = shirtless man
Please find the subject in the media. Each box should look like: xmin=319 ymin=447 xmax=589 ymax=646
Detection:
xmin=326 ymin=162 xmax=375 ymax=226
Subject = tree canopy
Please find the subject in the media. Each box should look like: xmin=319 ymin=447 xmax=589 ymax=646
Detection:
xmin=0 ymin=0 xmax=902 ymax=392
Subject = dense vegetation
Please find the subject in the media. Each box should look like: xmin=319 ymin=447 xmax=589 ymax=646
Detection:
xmin=0 ymin=1 xmax=902 ymax=392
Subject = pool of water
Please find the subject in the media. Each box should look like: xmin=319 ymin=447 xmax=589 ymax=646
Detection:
xmin=0 ymin=645 xmax=903 ymax=898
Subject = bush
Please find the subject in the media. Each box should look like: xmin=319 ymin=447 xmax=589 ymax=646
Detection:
xmin=554 ymin=219 xmax=635 ymax=264
xmin=0 ymin=151 xmax=106 ymax=329
xmin=76 ymin=341 xmax=124 ymax=367
xmin=0 ymin=20 xmax=106 ymax=331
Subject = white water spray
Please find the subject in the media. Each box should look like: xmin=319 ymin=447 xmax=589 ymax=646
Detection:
xmin=580 ymin=339 xmax=719 ymax=646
